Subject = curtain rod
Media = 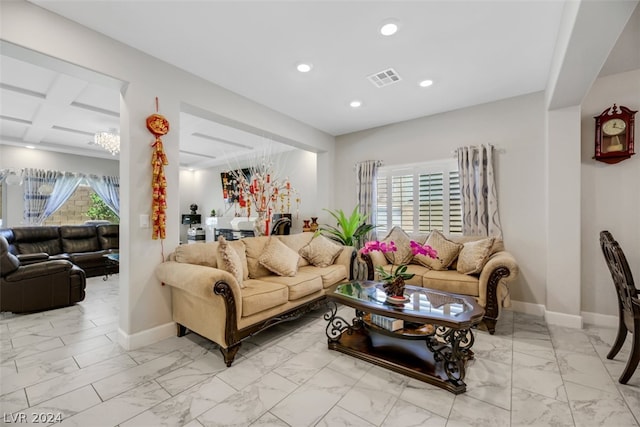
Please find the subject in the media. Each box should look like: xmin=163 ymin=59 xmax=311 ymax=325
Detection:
xmin=451 ymin=144 xmax=505 ymax=157
xmin=353 ymin=160 xmax=383 ymax=170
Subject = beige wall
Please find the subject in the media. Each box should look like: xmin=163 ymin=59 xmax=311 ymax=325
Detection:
xmin=1 ymin=0 xmax=335 ymax=347
xmin=580 ymin=69 xmax=640 ymax=318
xmin=334 ymin=92 xmax=548 ymax=307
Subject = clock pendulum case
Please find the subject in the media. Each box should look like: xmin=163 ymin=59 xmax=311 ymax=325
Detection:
xmin=593 ymin=104 xmax=636 ymax=164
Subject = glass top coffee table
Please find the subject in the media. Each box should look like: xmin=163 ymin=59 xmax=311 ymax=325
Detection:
xmin=325 ymin=280 xmax=484 ymax=394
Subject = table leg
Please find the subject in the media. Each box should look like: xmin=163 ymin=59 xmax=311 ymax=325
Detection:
xmin=426 ymin=326 xmax=475 ymax=386
xmin=324 ymin=301 xmax=362 ymax=342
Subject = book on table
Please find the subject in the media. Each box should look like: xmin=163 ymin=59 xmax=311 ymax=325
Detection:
xmin=370 ymin=313 xmax=404 ymax=331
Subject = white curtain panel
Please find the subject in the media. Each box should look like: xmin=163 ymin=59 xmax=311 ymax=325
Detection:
xmin=355 ymin=160 xmax=381 ymax=240
xmin=86 ymin=175 xmax=120 ymax=217
xmin=42 ymin=172 xmax=83 ymax=220
xmin=457 ymin=145 xmax=502 ymax=237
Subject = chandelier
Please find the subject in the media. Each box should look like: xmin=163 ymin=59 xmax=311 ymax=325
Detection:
xmin=94 ymin=129 xmax=120 ymax=155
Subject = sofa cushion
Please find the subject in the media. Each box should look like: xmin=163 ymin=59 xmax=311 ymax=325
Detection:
xmin=243 ymin=236 xmax=273 ymax=278
xmin=298 ymin=264 xmax=348 ymax=289
xmin=60 ymin=226 xmax=100 ymax=253
xmin=415 ymin=230 xmax=462 ymax=270
xmin=380 ymin=227 xmax=414 ymax=265
xmin=299 ymin=235 xmax=343 ymax=267
xmin=174 ymin=242 xmax=218 ymax=268
xmin=456 ymin=237 xmax=495 ymax=275
xmin=216 ymin=236 xmax=244 ymax=287
xmin=241 ymin=279 xmax=288 ymax=317
xmin=278 ymin=233 xmax=313 ymax=267
xmin=228 ymin=240 xmax=249 ymax=280
xmin=259 ymin=237 xmax=299 ymax=277
xmin=97 ymin=224 xmax=119 ymax=250
xmin=422 ymin=269 xmax=479 ymax=297
xmin=261 ymin=271 xmax=323 ymax=300
xmin=12 ymin=227 xmax=63 ymax=255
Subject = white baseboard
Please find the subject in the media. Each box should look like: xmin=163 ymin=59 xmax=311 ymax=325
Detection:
xmin=117 ymin=322 xmax=176 ymax=351
xmin=581 ymin=311 xmax=618 ymax=328
xmin=508 ymin=300 xmax=546 ymax=317
xmin=509 ymin=300 xmax=616 ymax=329
xmin=543 ymin=310 xmax=583 ymax=329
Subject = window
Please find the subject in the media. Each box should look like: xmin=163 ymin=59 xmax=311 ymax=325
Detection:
xmin=376 ymin=160 xmax=461 ymax=236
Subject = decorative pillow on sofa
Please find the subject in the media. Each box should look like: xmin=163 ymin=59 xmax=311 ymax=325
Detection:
xmin=259 ymin=236 xmax=300 ymax=277
xmin=381 ymin=227 xmax=414 ymax=265
xmin=299 ymin=235 xmax=343 ymax=267
xmin=414 ymin=230 xmax=462 ymax=270
xmin=456 ymin=237 xmax=495 ymax=275
xmin=216 ymin=236 xmax=244 ymax=287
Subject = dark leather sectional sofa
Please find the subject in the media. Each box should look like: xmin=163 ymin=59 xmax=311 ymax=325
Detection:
xmin=0 ymin=224 xmax=119 ymax=278
xmin=0 ymin=224 xmax=119 ymax=313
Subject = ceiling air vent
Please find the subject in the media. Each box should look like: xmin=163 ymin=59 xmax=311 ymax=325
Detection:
xmin=368 ymin=68 xmax=402 ymax=88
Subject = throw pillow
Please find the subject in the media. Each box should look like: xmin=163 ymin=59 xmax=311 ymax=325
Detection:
xmin=216 ymin=236 xmax=245 ymax=288
xmin=414 ymin=230 xmax=463 ymax=270
xmin=456 ymin=237 xmax=496 ymax=275
xmin=380 ymin=227 xmax=414 ymax=265
xmin=299 ymin=235 xmax=344 ymax=267
xmin=259 ymin=236 xmax=300 ymax=277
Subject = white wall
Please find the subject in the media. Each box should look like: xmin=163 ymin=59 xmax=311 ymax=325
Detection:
xmin=335 ymin=92 xmax=548 ymax=307
xmin=334 ymin=70 xmax=640 ymax=320
xmin=581 ymin=69 xmax=640 ymax=317
xmin=1 ymin=0 xmax=335 ymax=348
xmin=0 ymin=145 xmax=119 ymax=227
xmin=186 ymin=148 xmax=318 ymax=235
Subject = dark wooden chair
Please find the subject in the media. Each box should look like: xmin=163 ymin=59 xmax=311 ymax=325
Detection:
xmin=599 ymin=230 xmax=640 ymax=384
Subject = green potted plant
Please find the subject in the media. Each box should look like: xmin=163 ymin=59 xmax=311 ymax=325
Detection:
xmin=317 ymin=205 xmax=375 ymax=248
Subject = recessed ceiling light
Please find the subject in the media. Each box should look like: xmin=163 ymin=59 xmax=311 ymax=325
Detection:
xmin=25 ymin=145 xmax=35 ymax=149
xmin=296 ymin=63 xmax=312 ymax=73
xmin=350 ymin=100 xmax=362 ymax=108
xmin=379 ymin=19 xmax=399 ymax=36
xmin=419 ymin=79 xmax=434 ymax=88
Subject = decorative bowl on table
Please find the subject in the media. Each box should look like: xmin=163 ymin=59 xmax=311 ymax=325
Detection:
xmin=386 ymin=294 xmax=409 ymax=305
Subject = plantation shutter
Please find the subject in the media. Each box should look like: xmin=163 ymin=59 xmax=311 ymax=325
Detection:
xmin=376 ymin=160 xmax=460 ymax=235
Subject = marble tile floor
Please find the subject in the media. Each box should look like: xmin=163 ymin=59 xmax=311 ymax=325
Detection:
xmin=1 ymin=275 xmax=639 ymax=427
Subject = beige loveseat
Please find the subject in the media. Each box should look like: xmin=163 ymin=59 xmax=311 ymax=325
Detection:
xmin=155 ymin=233 xmax=355 ymax=366
xmin=359 ymin=228 xmax=518 ymax=334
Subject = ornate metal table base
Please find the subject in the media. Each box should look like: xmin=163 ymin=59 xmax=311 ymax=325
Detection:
xmin=324 ymin=301 xmax=475 ymax=394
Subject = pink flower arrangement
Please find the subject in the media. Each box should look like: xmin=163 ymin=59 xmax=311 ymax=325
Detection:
xmin=361 ymin=239 xmax=438 ymax=283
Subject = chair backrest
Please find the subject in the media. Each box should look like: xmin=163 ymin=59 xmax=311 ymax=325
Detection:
xmin=600 ymin=230 xmax=640 ymax=331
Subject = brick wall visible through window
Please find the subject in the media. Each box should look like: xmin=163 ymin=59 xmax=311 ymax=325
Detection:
xmin=44 ymin=185 xmax=94 ymax=226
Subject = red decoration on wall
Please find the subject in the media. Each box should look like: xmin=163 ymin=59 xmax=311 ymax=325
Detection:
xmin=147 ymin=98 xmax=170 ymax=240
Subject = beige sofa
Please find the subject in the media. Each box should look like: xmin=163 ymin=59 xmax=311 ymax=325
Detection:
xmin=359 ymin=228 xmax=518 ymax=334
xmin=155 ymin=233 xmax=355 ymax=366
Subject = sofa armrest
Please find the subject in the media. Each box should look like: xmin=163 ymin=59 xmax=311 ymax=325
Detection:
xmin=334 ymin=246 xmax=356 ymax=279
xmin=17 ymin=252 xmax=50 ymax=265
xmin=477 ymin=250 xmax=519 ymax=318
xmin=6 ymin=260 xmax=73 ymax=281
xmin=155 ymin=261 xmax=243 ymax=320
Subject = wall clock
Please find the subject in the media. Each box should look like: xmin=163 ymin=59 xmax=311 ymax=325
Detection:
xmin=593 ymin=104 xmax=636 ymax=164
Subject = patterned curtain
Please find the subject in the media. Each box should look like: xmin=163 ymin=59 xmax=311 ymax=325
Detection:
xmin=355 ymin=160 xmax=381 ymax=240
xmin=23 ymin=169 xmax=58 ymax=225
xmin=23 ymin=169 xmax=83 ymax=225
xmin=86 ymin=175 xmax=120 ymax=217
xmin=457 ymin=145 xmax=502 ymax=237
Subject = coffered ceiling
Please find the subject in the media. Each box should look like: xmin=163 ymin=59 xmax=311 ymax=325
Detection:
xmin=1 ymin=1 xmax=638 ymax=168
